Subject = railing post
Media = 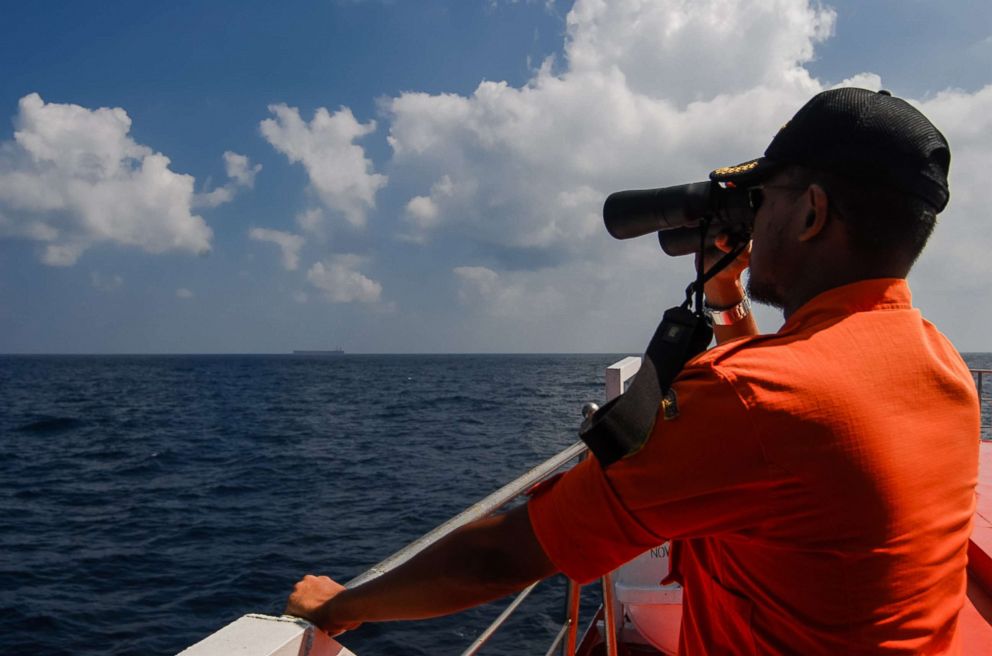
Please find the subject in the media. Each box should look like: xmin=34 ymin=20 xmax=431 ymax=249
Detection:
xmin=601 ymin=572 xmax=620 ymax=656
xmin=971 ymin=369 xmax=989 ymax=440
xmin=606 ymin=357 xmax=641 ymax=400
xmin=563 ymin=579 xmax=581 ymax=655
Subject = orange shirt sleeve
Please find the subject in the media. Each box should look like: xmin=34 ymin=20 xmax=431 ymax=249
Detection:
xmin=528 ymin=361 xmax=782 ymax=583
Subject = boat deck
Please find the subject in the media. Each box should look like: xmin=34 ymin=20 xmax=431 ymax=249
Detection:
xmin=962 ymin=440 xmax=992 ymax=648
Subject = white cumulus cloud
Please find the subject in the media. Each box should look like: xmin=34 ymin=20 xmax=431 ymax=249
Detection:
xmin=384 ymin=1 xmax=832 ymax=259
xmin=248 ymin=227 xmax=305 ymax=270
xmin=449 ymin=261 xmax=622 ymax=350
xmin=404 ymin=174 xmax=455 ymax=234
xmin=454 ymin=264 xmax=575 ymax=318
xmin=295 ymin=207 xmax=327 ymax=238
xmin=904 ymin=84 xmax=992 ymax=351
xmin=193 ymin=151 xmax=262 ymax=208
xmin=0 ymin=93 xmax=213 ymax=266
xmin=376 ymin=0 xmax=992 ymax=349
xmin=224 ymin=151 xmax=261 ymax=188
xmin=260 ymin=104 xmax=387 ymax=227
xmin=453 ymin=265 xmax=500 ymax=302
xmin=564 ymin=0 xmax=834 ymax=105
xmin=307 ymin=255 xmax=382 ymax=303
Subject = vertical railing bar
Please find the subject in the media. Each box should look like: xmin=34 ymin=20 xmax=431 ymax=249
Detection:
xmin=600 ymin=573 xmax=620 ymax=656
xmin=982 ymin=372 xmax=987 ymax=437
xmin=560 ymin=449 xmax=589 ymax=656
xmin=973 ymin=369 xmax=989 ymax=438
xmin=460 ymin=581 xmax=540 ymax=656
xmin=544 ymin=620 xmax=571 ymax=656
xmin=563 ymin=578 xmax=581 ymax=655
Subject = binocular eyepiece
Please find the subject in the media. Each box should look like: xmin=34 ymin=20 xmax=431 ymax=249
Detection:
xmin=603 ymin=181 xmax=754 ymax=256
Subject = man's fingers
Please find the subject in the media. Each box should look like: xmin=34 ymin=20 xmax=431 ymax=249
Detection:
xmin=285 ymin=573 xmax=349 ymax=633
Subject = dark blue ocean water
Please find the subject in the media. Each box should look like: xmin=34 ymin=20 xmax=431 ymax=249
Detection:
xmin=2 ymin=353 xmax=990 ymax=656
xmin=0 ymin=354 xmax=619 ymax=656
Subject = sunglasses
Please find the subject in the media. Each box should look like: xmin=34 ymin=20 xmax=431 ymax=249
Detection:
xmin=746 ymin=185 xmax=809 ymax=213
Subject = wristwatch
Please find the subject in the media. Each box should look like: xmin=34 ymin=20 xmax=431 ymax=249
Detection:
xmin=704 ymin=296 xmax=752 ymax=326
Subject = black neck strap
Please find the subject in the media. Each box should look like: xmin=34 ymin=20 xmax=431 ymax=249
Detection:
xmin=579 ymin=222 xmax=747 ymax=467
xmin=683 ymin=225 xmax=749 ymax=314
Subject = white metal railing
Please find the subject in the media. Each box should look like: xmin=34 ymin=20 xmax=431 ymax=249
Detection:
xmin=973 ymin=369 xmax=990 ymax=438
xmin=974 ymin=369 xmax=990 ymax=398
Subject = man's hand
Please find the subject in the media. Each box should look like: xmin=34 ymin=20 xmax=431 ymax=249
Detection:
xmin=698 ymin=233 xmax=751 ymax=303
xmin=285 ymin=574 xmax=360 ymax=636
xmin=697 ymin=233 xmax=758 ymax=343
xmin=282 ymin=505 xmax=556 ymax=636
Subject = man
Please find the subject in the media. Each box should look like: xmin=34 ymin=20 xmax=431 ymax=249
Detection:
xmin=286 ymin=88 xmax=980 ymax=654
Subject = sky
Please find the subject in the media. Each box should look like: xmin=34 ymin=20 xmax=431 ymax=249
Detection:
xmin=1 ymin=0 xmax=990 ymax=354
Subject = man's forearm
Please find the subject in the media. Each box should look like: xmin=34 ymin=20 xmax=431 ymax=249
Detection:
xmin=319 ymin=503 xmax=558 ymax=629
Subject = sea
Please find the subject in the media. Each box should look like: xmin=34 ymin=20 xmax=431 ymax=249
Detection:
xmin=2 ymin=352 xmax=990 ymax=656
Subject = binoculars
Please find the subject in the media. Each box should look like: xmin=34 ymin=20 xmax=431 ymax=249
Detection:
xmin=603 ymin=181 xmax=753 ymax=256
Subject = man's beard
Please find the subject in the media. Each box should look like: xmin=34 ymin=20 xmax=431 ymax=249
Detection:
xmin=746 ymin=274 xmax=785 ymax=311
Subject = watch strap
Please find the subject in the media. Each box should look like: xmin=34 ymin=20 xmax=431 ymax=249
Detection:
xmin=704 ymin=296 xmax=751 ymax=326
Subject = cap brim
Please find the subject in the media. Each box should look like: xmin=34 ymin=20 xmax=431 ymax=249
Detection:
xmin=709 ymin=157 xmax=781 ymax=187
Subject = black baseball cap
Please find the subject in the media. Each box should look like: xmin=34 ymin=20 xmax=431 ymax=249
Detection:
xmin=709 ymin=87 xmax=951 ymax=212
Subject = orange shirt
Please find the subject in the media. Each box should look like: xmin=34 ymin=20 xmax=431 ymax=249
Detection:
xmin=529 ymin=279 xmax=980 ymax=654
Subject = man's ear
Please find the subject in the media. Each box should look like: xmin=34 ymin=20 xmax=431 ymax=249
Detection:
xmin=798 ymin=184 xmax=830 ymax=242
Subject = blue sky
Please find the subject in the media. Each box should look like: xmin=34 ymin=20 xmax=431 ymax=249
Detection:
xmin=2 ymin=0 xmax=990 ymax=353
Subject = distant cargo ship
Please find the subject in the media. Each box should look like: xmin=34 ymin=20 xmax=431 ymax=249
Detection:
xmin=292 ymin=348 xmax=345 ymax=355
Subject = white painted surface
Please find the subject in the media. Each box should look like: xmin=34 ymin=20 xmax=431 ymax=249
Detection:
xmin=178 ymin=614 xmax=357 ymax=656
xmin=605 ymin=356 xmax=641 ymax=401
xmin=614 ymin=544 xmax=682 ymax=605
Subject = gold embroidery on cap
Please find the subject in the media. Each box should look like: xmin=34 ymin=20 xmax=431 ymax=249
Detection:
xmin=661 ymin=389 xmax=680 ymax=421
xmin=712 ymin=160 xmax=759 ymax=176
